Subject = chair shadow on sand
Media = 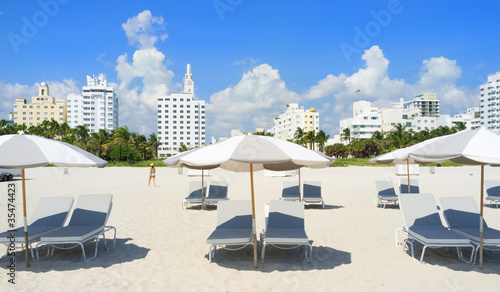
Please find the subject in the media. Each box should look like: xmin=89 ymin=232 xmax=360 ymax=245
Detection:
xmin=400 ymin=241 xmax=500 ymax=275
xmin=305 ymin=204 xmax=343 ymax=210
xmin=208 ymin=244 xmax=351 ymax=272
xmin=13 ymin=238 xmax=150 ymax=272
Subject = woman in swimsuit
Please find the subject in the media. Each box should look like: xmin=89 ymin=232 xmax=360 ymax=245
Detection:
xmin=148 ymin=163 xmax=156 ymax=187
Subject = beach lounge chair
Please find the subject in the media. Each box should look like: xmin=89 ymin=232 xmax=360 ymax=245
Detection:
xmin=183 ymin=181 xmax=206 ymax=210
xmin=375 ymin=181 xmax=399 ymax=208
xmin=484 ymin=180 xmax=500 ymax=208
xmin=260 ymin=200 xmax=312 ymax=263
xmin=0 ymin=197 xmax=74 ymax=261
xmin=397 ymin=193 xmax=475 ymax=263
xmin=204 ymin=181 xmax=229 ymax=207
xmin=280 ymin=181 xmax=300 ymax=201
xmin=206 ymin=200 xmax=253 ymax=262
xmin=35 ymin=194 xmax=116 ymax=262
xmin=399 ymin=178 xmax=420 ymax=194
xmin=439 ymin=196 xmax=500 ymax=263
xmin=302 ymin=181 xmax=325 ymax=208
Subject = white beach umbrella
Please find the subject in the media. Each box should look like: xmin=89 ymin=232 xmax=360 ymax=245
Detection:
xmin=404 ymin=128 xmax=500 ymax=269
xmin=0 ymin=133 xmax=107 ymax=266
xmin=165 ymin=134 xmax=334 ymax=268
xmin=369 ymin=136 xmax=444 ymax=192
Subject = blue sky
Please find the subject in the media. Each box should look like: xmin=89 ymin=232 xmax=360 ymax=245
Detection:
xmin=1 ymin=0 xmax=499 ymax=140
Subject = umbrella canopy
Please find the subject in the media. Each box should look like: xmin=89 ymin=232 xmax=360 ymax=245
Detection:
xmin=0 ymin=134 xmax=107 ymax=168
xmin=369 ymin=136 xmax=444 ymax=192
xmin=0 ymin=133 xmax=107 ymax=266
xmin=165 ymin=134 xmax=334 ymax=268
xmin=403 ymin=128 xmax=500 ymax=269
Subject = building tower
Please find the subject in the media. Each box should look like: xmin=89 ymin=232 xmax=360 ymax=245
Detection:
xmin=157 ymin=64 xmax=206 ymax=157
xmin=480 ymin=72 xmax=500 ymax=132
xmin=12 ymin=82 xmax=67 ymax=127
xmin=66 ymin=74 xmax=119 ymax=133
xmin=184 ymin=64 xmax=194 ymax=94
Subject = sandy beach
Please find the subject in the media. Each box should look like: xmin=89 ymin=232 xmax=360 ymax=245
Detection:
xmin=1 ymin=165 xmax=500 ymax=291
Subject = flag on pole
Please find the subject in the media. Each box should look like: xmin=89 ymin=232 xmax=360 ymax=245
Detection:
xmin=355 ymin=90 xmax=360 ymax=94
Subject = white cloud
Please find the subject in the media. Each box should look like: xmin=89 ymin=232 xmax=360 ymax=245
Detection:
xmin=207 ymin=45 xmax=475 ymax=139
xmin=207 ymin=64 xmax=300 ymax=137
xmin=96 ymin=53 xmax=112 ymax=67
xmin=122 ymin=10 xmax=166 ymax=49
xmin=115 ymin=11 xmax=175 ymax=134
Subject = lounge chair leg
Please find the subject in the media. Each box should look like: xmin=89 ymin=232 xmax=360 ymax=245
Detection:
xmin=261 ymin=244 xmax=266 ymax=263
xmin=420 ymin=246 xmax=427 ymax=263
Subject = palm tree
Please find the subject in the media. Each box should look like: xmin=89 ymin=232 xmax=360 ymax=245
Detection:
xmin=88 ymin=129 xmax=110 ymax=158
xmin=113 ymin=126 xmax=132 ymax=164
xmin=49 ymin=119 xmax=60 ymax=139
xmin=371 ymin=131 xmax=384 ymax=141
xmin=293 ymin=127 xmax=305 ymax=146
xmin=340 ymin=128 xmax=351 ymax=144
xmin=304 ymin=131 xmax=316 ymax=150
xmin=148 ymin=133 xmax=161 ymax=159
xmin=315 ymin=130 xmax=329 ymax=152
xmin=452 ymin=121 xmax=467 ymax=132
xmin=75 ymin=125 xmax=90 ymax=145
xmin=388 ymin=123 xmax=407 ymax=148
xmin=179 ymin=143 xmax=188 ymax=152
xmin=59 ymin=123 xmax=71 ymax=138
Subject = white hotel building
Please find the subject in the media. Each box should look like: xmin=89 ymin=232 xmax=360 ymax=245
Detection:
xmin=67 ymin=74 xmax=118 ymax=133
xmin=480 ymin=72 xmax=500 ymax=132
xmin=273 ymin=103 xmax=319 ymax=141
xmin=157 ymin=64 xmax=206 ymax=157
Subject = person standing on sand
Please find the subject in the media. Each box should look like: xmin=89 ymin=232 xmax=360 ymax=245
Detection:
xmin=148 ymin=163 xmax=156 ymax=186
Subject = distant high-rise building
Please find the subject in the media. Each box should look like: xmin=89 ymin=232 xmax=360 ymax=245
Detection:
xmin=157 ymin=64 xmax=206 ymax=157
xmin=12 ymin=82 xmax=67 ymax=127
xmin=273 ymin=103 xmax=320 ymax=141
xmin=66 ymin=74 xmax=118 ymax=133
xmin=480 ymin=72 xmax=500 ymax=132
xmin=404 ymin=93 xmax=440 ymax=117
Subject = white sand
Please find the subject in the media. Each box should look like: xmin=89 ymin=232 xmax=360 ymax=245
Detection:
xmin=1 ymin=165 xmax=500 ymax=291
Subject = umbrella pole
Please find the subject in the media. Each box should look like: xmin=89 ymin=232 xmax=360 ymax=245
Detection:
xmin=250 ymin=164 xmax=258 ymax=269
xmin=21 ymin=169 xmax=30 ymax=267
xmin=298 ymin=168 xmax=302 ymax=202
xmin=407 ymin=159 xmax=410 ymax=193
xmin=201 ymin=169 xmax=205 ymax=210
xmin=479 ymin=163 xmax=484 ymax=269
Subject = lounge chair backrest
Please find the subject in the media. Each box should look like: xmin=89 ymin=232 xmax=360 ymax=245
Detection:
xmin=268 ymin=200 xmax=304 ymax=229
xmin=303 ymin=181 xmax=321 ymax=198
xmin=69 ymin=194 xmax=113 ymax=226
xmin=208 ymin=181 xmax=228 ymax=199
xmin=375 ymin=181 xmax=396 ymax=197
xmin=29 ymin=197 xmax=74 ymax=226
xmin=187 ymin=181 xmax=205 ymax=198
xmin=399 ymin=193 xmax=442 ymax=228
xmin=216 ymin=200 xmax=252 ymax=229
xmin=282 ymin=181 xmax=299 ymax=197
xmin=400 ymin=178 xmax=419 ymax=193
xmin=485 ymin=180 xmax=500 ymax=197
xmin=439 ymin=196 xmax=485 ymax=229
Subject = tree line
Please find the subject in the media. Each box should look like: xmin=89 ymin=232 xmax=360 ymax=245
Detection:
xmin=0 ymin=119 xmax=161 ymax=163
xmin=324 ymin=122 xmax=467 ymax=159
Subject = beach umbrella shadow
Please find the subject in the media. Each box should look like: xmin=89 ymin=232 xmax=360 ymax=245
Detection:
xmin=14 ymin=238 xmax=150 ymax=272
